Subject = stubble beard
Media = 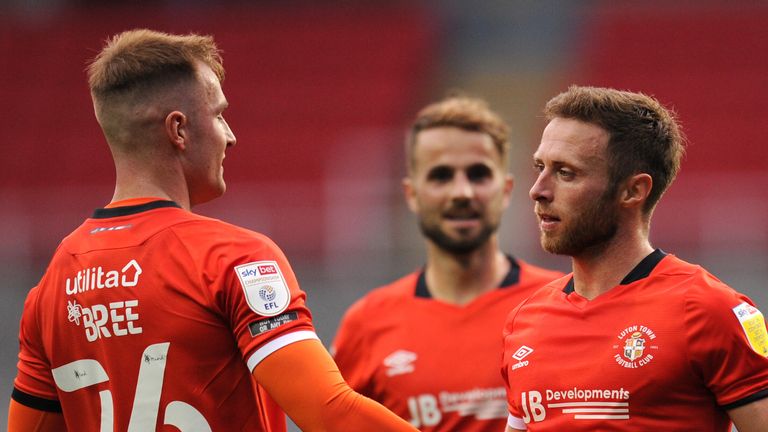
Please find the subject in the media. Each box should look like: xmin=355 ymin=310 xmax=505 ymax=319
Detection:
xmin=419 ymin=218 xmax=498 ymax=255
xmin=540 ymin=190 xmax=619 ymax=257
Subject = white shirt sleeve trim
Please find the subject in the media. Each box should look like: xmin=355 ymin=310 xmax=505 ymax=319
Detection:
xmin=246 ymin=330 xmax=320 ymax=371
xmin=507 ymin=413 xmax=527 ymax=430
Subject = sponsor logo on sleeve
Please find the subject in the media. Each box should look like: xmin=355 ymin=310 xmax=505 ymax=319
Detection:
xmin=248 ymin=311 xmax=299 ymax=336
xmin=235 ymin=261 xmax=291 ymax=317
xmin=732 ymin=302 xmax=768 ymax=356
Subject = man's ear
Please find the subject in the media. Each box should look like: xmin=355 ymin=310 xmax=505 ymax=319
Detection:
xmin=402 ymin=177 xmax=419 ymax=213
xmin=621 ymin=173 xmax=652 ymax=209
xmin=502 ymin=173 xmax=514 ymax=208
xmin=165 ymin=111 xmax=187 ymax=150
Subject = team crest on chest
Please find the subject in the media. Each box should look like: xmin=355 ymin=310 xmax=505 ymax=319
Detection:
xmin=623 ymin=332 xmax=646 ymax=361
xmin=612 ymin=325 xmax=659 ymax=369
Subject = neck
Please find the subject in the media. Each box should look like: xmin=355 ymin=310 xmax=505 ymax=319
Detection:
xmin=570 ymin=223 xmax=653 ymax=300
xmin=112 ymin=153 xmax=191 ymax=210
xmin=424 ymin=238 xmax=509 ymax=305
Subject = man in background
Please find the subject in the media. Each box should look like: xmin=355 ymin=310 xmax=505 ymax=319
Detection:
xmin=332 ymin=95 xmax=562 ymax=431
xmin=502 ymin=85 xmax=768 ymax=431
xmin=8 ymin=28 xmax=417 ymax=432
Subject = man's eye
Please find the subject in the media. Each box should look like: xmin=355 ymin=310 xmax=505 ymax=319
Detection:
xmin=467 ymin=165 xmax=492 ymax=182
xmin=558 ymin=169 xmax=575 ymax=179
xmin=427 ymin=167 xmax=453 ymax=182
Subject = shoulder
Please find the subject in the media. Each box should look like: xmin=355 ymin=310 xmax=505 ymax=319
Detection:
xmin=503 ymin=274 xmax=570 ymax=333
xmin=520 ymin=271 xmax=571 ymax=302
xmin=654 ymin=255 xmax=738 ymax=305
xmin=167 ymin=214 xmax=287 ymax=260
xmin=655 ymin=255 xmax=758 ymax=331
xmin=171 ymin=213 xmax=274 ymax=244
xmin=140 ymin=212 xmax=295 ymax=287
xmin=335 ymin=272 xmax=418 ymax=349
xmin=516 ymin=259 xmax=566 ymax=285
xmin=60 ymin=207 xmax=281 ymax=259
xmin=20 ymin=285 xmax=43 ymax=321
xmin=344 ymin=272 xmax=420 ymax=319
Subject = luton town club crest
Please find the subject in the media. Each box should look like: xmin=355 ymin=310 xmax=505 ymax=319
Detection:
xmin=613 ymin=324 xmax=659 ymax=369
xmin=623 ymin=332 xmax=646 ymax=361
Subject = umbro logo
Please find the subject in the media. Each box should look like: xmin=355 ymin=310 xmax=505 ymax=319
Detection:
xmin=512 ymin=345 xmax=533 ymax=361
xmin=383 ymin=350 xmax=417 ymax=377
xmin=511 ymin=345 xmax=533 ymax=370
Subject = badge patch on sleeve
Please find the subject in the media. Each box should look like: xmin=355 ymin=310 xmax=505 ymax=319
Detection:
xmin=248 ymin=312 xmax=299 ymax=336
xmin=732 ymin=302 xmax=768 ymax=356
xmin=235 ymin=261 xmax=291 ymax=317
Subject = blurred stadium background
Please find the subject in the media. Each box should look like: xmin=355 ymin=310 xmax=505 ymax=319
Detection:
xmin=1 ymin=0 xmax=766 ymax=429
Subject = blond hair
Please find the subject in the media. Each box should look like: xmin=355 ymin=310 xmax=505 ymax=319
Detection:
xmin=406 ymin=95 xmax=510 ymax=172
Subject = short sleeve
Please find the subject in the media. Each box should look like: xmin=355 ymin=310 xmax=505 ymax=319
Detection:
xmin=14 ymin=286 xmax=59 ymax=401
xmin=214 ymin=233 xmax=317 ymax=371
xmin=684 ymin=277 xmax=768 ymax=407
xmin=330 ymin=297 xmax=375 ymax=394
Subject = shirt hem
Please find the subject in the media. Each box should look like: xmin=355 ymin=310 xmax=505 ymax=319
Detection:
xmin=721 ymin=387 xmax=768 ymax=410
xmin=12 ymin=387 xmax=62 ymax=412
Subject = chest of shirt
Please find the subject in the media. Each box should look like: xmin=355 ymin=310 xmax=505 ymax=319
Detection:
xmin=356 ymin=300 xmax=513 ymax=428
xmin=503 ymin=294 xmax=729 ymax=430
xmin=368 ymin=304 xmax=510 ymax=387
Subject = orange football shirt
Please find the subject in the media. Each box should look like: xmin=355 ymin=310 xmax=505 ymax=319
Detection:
xmin=13 ymin=200 xmax=316 ymax=431
xmin=332 ymin=257 xmax=562 ymax=431
xmin=502 ymin=250 xmax=768 ymax=431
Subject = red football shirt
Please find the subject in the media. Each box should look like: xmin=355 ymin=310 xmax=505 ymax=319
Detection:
xmin=332 ymin=258 xmax=562 ymax=431
xmin=14 ymin=201 xmax=317 ymax=431
xmin=502 ymin=250 xmax=768 ymax=431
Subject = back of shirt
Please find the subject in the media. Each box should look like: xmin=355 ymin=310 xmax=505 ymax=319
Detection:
xmin=14 ymin=202 xmax=315 ymax=431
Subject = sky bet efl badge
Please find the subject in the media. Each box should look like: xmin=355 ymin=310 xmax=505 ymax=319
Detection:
xmin=732 ymin=302 xmax=768 ymax=357
xmin=235 ymin=261 xmax=291 ymax=317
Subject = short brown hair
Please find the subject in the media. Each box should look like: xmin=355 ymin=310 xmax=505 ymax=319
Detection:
xmin=406 ymin=95 xmax=511 ymax=172
xmin=87 ymin=28 xmax=224 ymax=98
xmin=544 ymin=85 xmax=685 ymax=214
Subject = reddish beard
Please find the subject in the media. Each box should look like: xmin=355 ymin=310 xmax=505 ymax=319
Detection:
xmin=540 ymin=189 xmax=619 ymax=257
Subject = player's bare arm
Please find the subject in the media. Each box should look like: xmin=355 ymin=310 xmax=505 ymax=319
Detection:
xmin=728 ymin=397 xmax=768 ymax=432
